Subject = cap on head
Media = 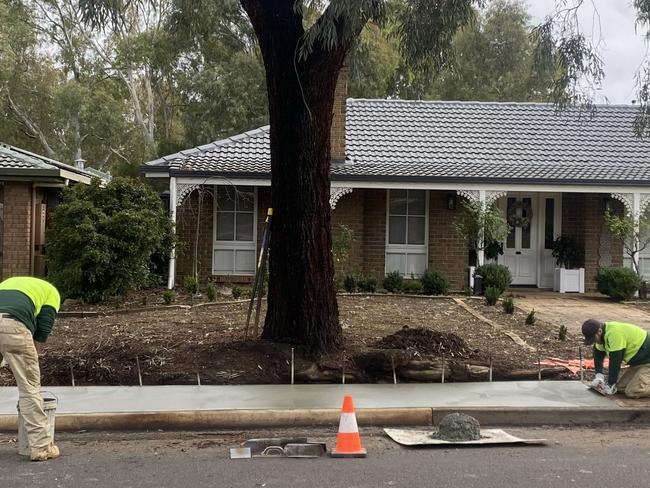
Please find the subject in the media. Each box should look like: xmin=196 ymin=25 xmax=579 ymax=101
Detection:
xmin=582 ymin=319 xmax=601 ymax=345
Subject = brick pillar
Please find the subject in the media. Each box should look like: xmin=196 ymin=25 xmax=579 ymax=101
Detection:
xmin=2 ymin=182 xmax=32 ymax=278
xmin=330 ymin=67 xmax=347 ymax=163
xmin=331 ymin=190 xmax=365 ymax=274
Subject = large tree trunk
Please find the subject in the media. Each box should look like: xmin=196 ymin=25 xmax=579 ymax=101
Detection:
xmin=242 ymin=1 xmax=343 ymax=355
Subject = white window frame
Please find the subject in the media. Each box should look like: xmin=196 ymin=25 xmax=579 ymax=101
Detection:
xmin=385 ymin=189 xmax=429 ymax=277
xmin=212 ymin=185 xmax=258 ymax=276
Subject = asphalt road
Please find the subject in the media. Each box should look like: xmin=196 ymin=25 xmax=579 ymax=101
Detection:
xmin=0 ymin=426 xmax=648 ymax=488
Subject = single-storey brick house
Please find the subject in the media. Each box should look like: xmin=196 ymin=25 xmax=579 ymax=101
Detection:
xmin=0 ymin=144 xmax=108 ymax=279
xmin=143 ymin=79 xmax=650 ymax=291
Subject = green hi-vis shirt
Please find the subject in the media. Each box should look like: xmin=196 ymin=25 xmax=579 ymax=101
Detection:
xmin=595 ymin=321 xmax=648 ymax=362
xmin=0 ymin=277 xmax=60 ymax=342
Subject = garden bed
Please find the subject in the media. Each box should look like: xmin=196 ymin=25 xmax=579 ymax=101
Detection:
xmin=0 ymin=295 xmax=583 ymax=386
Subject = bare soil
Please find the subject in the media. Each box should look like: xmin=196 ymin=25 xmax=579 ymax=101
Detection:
xmin=0 ymin=295 xmax=583 ymax=387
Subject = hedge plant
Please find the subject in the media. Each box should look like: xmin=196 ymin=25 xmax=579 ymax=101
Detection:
xmin=596 ymin=267 xmax=640 ymax=302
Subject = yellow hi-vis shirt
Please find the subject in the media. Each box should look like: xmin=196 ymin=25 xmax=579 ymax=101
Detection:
xmin=595 ymin=321 xmax=647 ymax=362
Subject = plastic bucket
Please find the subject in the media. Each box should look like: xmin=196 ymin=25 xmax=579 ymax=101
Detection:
xmin=17 ymin=394 xmax=57 ymax=456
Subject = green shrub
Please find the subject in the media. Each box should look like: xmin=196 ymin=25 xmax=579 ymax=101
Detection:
xmin=475 ymin=264 xmax=512 ymax=295
xmin=162 ymin=290 xmax=175 ymax=305
xmin=358 ymin=276 xmax=378 ymax=293
xmin=45 ymin=178 xmax=174 ymax=303
xmin=206 ymin=283 xmax=216 ymax=301
xmin=232 ymin=286 xmax=243 ymax=299
xmin=183 ymin=276 xmax=199 ymax=295
xmin=420 ymin=270 xmax=449 ymax=295
xmin=403 ymin=280 xmax=423 ymax=294
xmin=485 ymin=286 xmax=500 ymax=306
xmin=502 ymin=296 xmax=514 ymax=314
xmin=596 ymin=267 xmax=641 ymax=302
xmin=558 ymin=325 xmax=568 ymax=341
xmin=343 ymin=274 xmax=358 ymax=293
xmin=552 ymin=235 xmax=585 ymax=269
xmin=383 ymin=271 xmax=404 ymax=293
xmin=525 ymin=309 xmax=536 ymax=325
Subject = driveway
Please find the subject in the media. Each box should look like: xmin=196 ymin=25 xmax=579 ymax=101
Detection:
xmin=512 ymin=291 xmax=650 ymax=334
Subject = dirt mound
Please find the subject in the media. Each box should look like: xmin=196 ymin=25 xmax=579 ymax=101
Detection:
xmin=374 ymin=327 xmax=474 ymax=358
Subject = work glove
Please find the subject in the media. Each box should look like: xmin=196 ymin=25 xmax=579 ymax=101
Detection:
xmin=590 ymin=373 xmax=605 ymax=388
xmin=604 ymin=383 xmax=617 ymax=396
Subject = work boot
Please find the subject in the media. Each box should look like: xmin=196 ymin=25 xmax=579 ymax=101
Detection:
xmin=30 ymin=443 xmax=60 ymax=462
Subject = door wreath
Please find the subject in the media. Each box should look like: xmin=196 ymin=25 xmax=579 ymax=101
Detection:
xmin=507 ymin=200 xmax=533 ymax=229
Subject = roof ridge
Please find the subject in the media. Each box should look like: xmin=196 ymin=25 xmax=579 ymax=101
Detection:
xmin=346 ymin=98 xmax=637 ymax=109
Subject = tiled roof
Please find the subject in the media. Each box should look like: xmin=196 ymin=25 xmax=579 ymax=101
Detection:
xmin=144 ymin=100 xmax=650 ymax=185
xmin=0 ymin=144 xmax=105 ymax=181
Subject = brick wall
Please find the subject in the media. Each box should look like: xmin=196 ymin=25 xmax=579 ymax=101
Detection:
xmin=2 ymin=182 xmax=31 ymax=278
xmin=361 ymin=189 xmax=387 ymax=279
xmin=561 ymin=193 xmax=623 ymax=291
xmin=330 ymin=67 xmax=347 ymax=162
xmin=176 ymin=188 xmax=214 ymax=282
xmin=331 ymin=190 xmax=365 ymax=274
xmin=428 ymin=191 xmax=469 ymax=289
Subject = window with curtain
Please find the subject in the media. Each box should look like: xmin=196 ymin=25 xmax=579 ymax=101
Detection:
xmin=213 ymin=186 xmax=256 ymax=275
xmin=385 ymin=189 xmax=427 ymax=276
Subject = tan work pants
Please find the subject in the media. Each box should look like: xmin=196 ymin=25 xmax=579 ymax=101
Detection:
xmin=617 ymin=363 xmax=650 ymax=399
xmin=0 ymin=316 xmax=49 ymax=449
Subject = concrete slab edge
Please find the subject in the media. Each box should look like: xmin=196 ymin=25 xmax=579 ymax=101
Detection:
xmin=0 ymin=407 xmax=648 ymax=432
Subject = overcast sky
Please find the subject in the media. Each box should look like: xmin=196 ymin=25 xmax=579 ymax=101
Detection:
xmin=526 ymin=1 xmax=649 ymax=104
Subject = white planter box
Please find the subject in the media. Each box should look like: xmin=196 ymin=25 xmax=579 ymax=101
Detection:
xmin=553 ymin=268 xmax=585 ymax=293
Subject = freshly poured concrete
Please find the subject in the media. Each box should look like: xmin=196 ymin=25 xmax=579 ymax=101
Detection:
xmin=0 ymin=381 xmax=613 ymax=415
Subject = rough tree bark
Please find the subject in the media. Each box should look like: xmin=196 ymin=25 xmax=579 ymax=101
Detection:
xmin=241 ymin=1 xmax=349 ymax=355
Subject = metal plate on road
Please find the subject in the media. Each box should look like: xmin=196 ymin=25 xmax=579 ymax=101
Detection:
xmin=384 ymin=428 xmax=546 ymax=446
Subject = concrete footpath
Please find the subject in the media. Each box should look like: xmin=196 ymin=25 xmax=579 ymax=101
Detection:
xmin=1 ymin=381 xmax=649 ymax=431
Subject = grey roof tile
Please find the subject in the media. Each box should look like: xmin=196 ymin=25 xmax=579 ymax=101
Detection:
xmin=147 ymin=101 xmax=650 ymax=184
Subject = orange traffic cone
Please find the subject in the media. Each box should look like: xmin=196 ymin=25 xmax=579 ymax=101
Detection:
xmin=331 ymin=395 xmax=367 ymax=458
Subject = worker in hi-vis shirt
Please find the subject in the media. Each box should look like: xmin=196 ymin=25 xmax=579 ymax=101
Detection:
xmin=0 ymin=276 xmax=61 ymax=461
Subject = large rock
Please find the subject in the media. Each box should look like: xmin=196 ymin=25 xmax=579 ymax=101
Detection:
xmin=435 ymin=413 xmax=481 ymax=441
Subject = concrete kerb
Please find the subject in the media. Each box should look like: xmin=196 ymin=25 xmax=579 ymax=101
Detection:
xmin=2 ymin=406 xmax=650 ymax=432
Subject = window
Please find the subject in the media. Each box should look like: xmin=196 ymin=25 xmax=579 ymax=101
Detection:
xmin=213 ymin=186 xmax=256 ymax=275
xmin=385 ymin=189 xmax=428 ymax=276
xmin=544 ymin=198 xmax=555 ymax=250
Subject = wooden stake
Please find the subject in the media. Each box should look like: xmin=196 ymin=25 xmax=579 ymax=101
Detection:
xmin=70 ymin=363 xmax=75 ymax=388
xmin=392 ymin=355 xmax=397 ymax=385
xmin=579 ymin=346 xmax=584 ymax=382
xmin=136 ymin=356 xmax=143 ymax=386
xmin=196 ymin=371 xmax=201 ymax=387
xmin=537 ymin=356 xmax=541 ymax=381
xmin=489 ymin=356 xmax=493 ymax=382
xmin=441 ymin=354 xmax=445 ymax=384
xmin=342 ymin=360 xmax=346 ymax=385
xmin=291 ymin=348 xmax=295 ymax=385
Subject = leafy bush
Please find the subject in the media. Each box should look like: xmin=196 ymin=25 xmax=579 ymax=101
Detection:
xmin=463 ymin=286 xmax=473 ymax=297
xmin=403 ymin=280 xmax=423 ymax=294
xmin=485 ymin=286 xmax=500 ymax=306
xmin=383 ymin=271 xmax=404 ymax=293
xmin=46 ymin=178 xmax=174 ymax=303
xmin=206 ymin=283 xmax=216 ymax=301
xmin=343 ymin=274 xmax=358 ymax=293
xmin=358 ymin=276 xmax=378 ymax=293
xmin=475 ymin=264 xmax=512 ymax=295
xmin=232 ymin=286 xmax=243 ymax=299
xmin=183 ymin=276 xmax=199 ymax=295
xmin=552 ymin=235 xmax=585 ymax=268
xmin=420 ymin=270 xmax=449 ymax=295
xmin=596 ymin=267 xmax=640 ymax=302
xmin=525 ymin=309 xmax=536 ymax=325
xmin=558 ymin=325 xmax=568 ymax=341
xmin=162 ymin=290 xmax=175 ymax=304
xmin=502 ymin=296 xmax=514 ymax=314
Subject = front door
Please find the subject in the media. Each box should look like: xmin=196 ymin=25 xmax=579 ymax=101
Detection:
xmin=500 ymin=194 xmax=537 ymax=285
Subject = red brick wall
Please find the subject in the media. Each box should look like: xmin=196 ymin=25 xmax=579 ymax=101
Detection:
xmin=561 ymin=193 xmax=623 ymax=291
xmin=331 ymin=190 xmax=364 ymax=274
xmin=176 ymin=188 xmax=214 ymax=283
xmin=2 ymin=182 xmax=32 ymax=278
xmin=361 ymin=189 xmax=387 ymax=279
xmin=428 ymin=191 xmax=469 ymax=289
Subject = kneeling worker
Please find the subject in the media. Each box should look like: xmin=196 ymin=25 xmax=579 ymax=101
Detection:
xmin=582 ymin=319 xmax=650 ymax=398
xmin=0 ymin=276 xmax=61 ymax=461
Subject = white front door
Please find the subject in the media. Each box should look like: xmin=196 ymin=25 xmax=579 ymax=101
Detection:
xmin=500 ymin=194 xmax=537 ymax=285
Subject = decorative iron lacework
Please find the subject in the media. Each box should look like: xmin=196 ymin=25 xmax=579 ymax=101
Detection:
xmin=456 ymin=189 xmax=480 ymax=203
xmin=330 ymin=187 xmax=353 ymax=209
xmin=176 ymin=183 xmax=201 ymax=206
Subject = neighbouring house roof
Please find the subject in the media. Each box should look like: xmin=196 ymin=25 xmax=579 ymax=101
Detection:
xmin=143 ymin=100 xmax=650 ymax=186
xmin=0 ymin=144 xmax=109 ymax=184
